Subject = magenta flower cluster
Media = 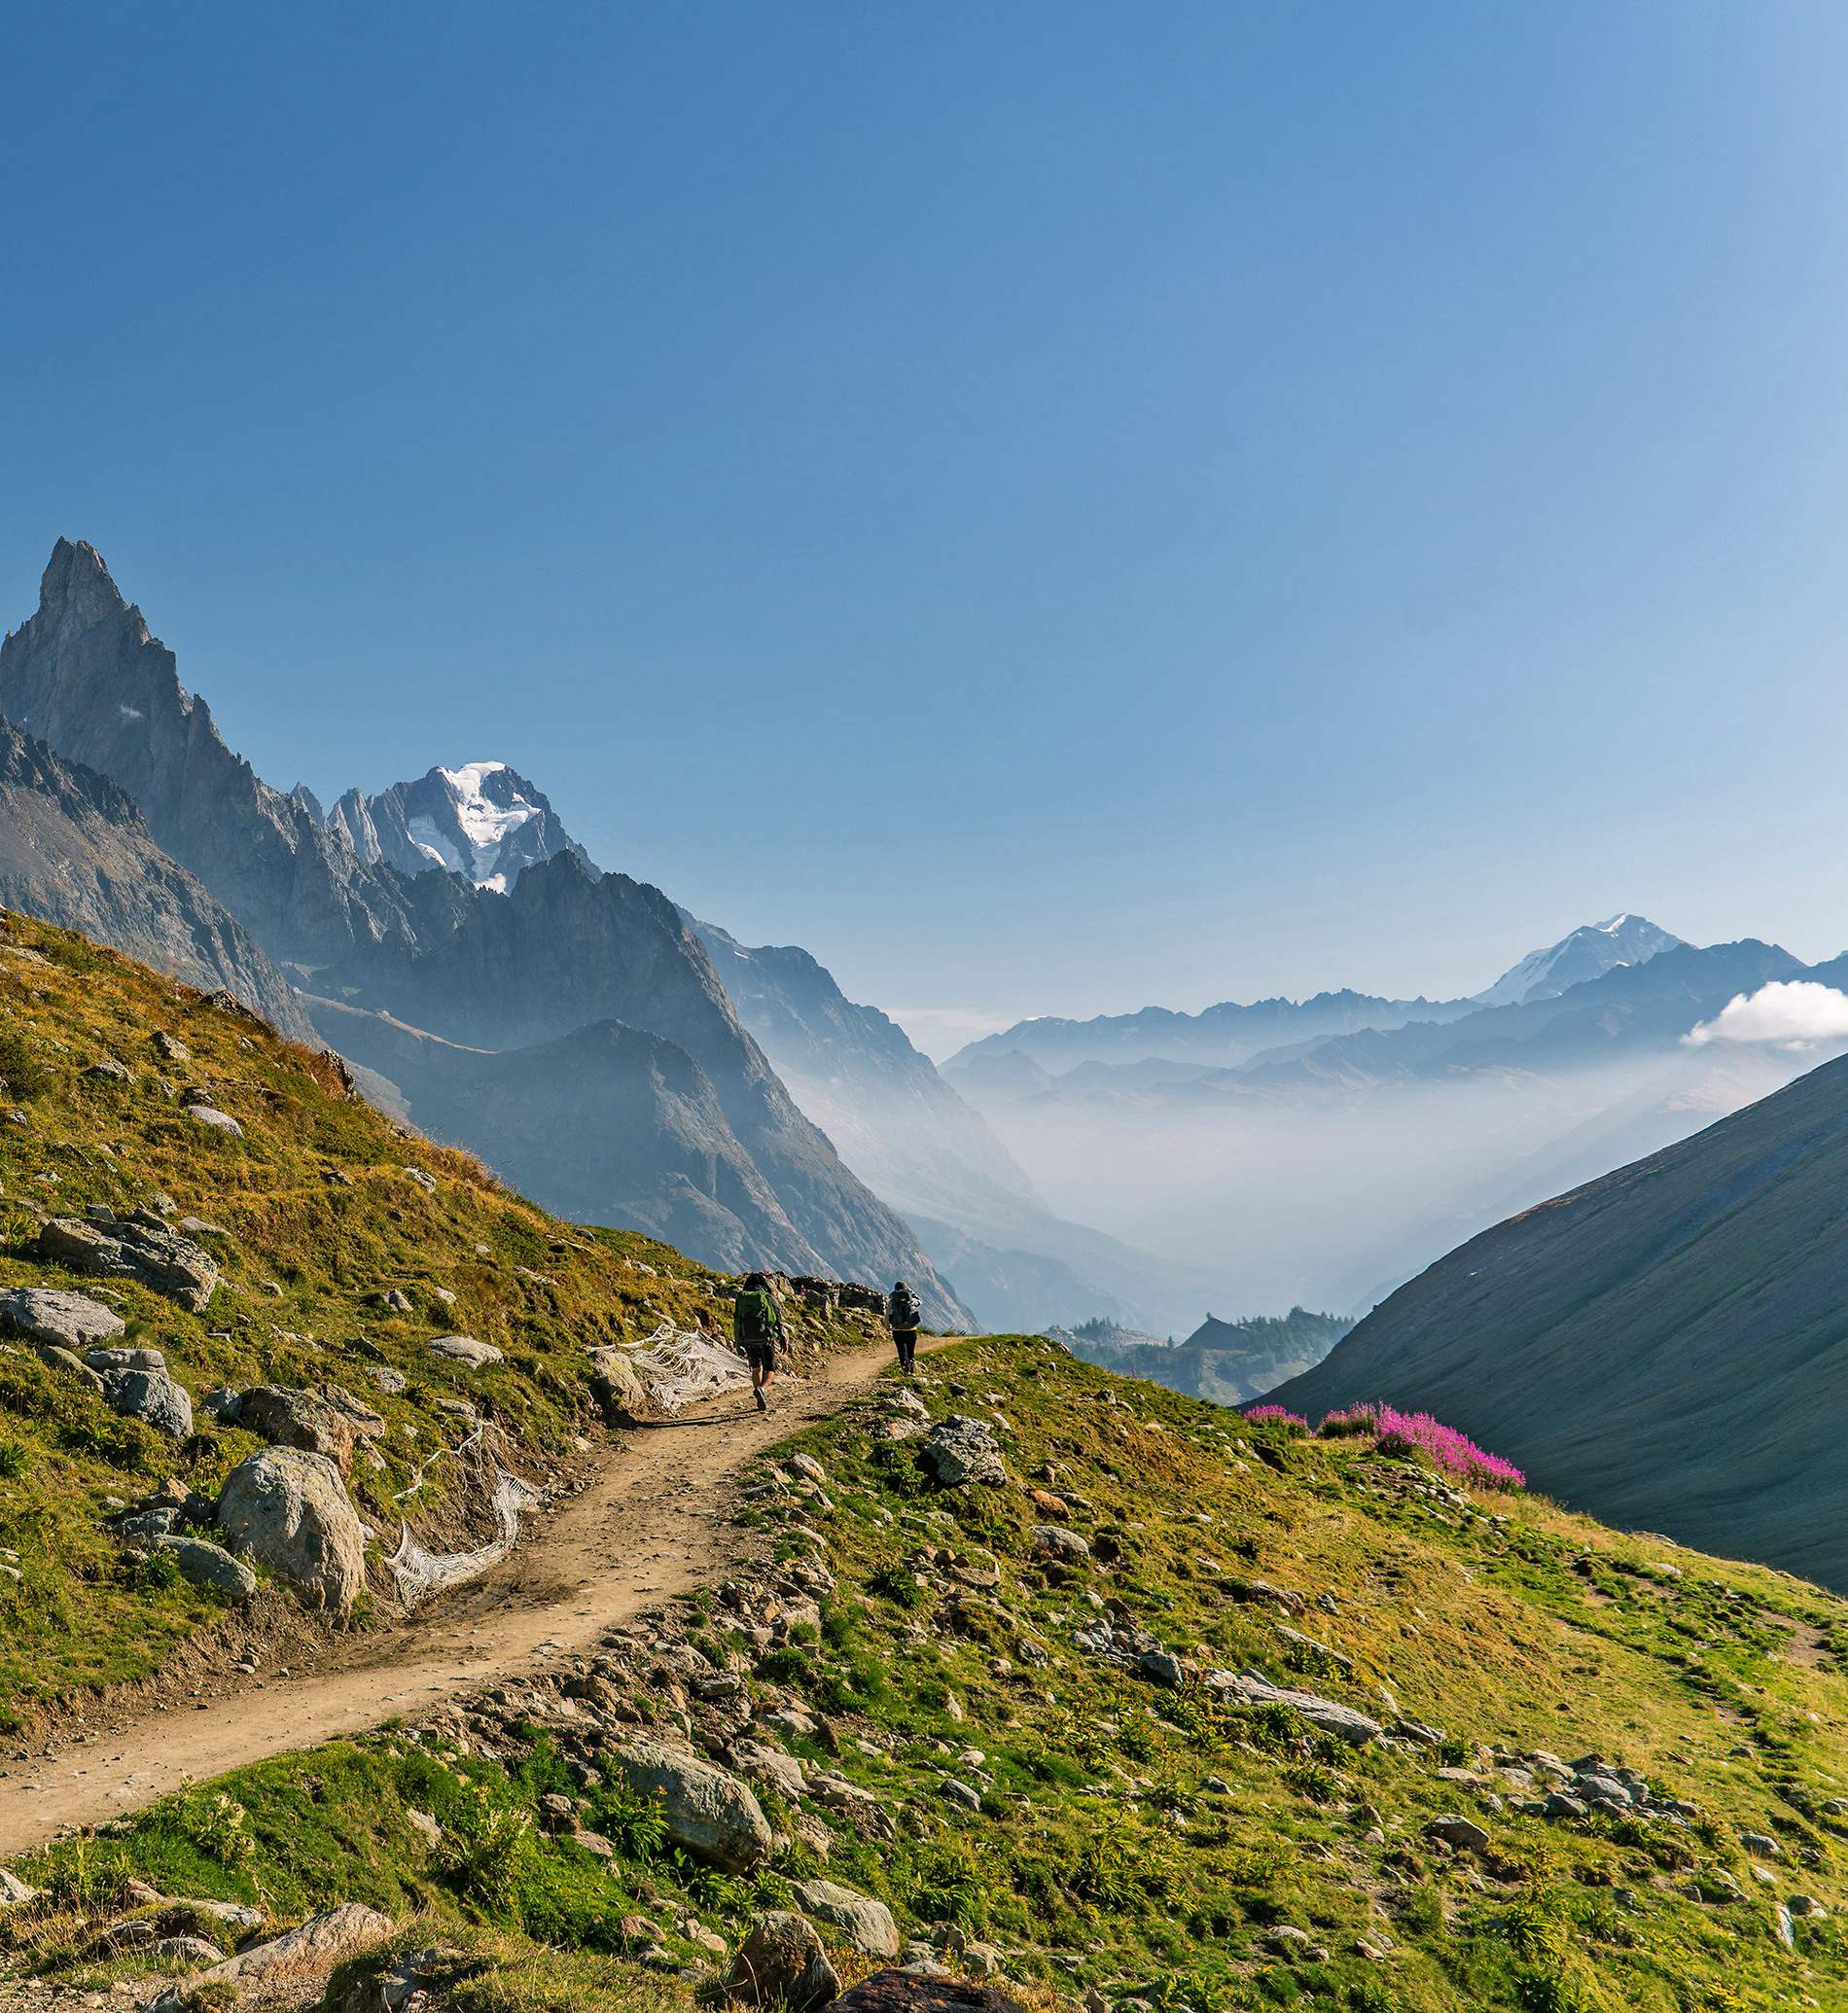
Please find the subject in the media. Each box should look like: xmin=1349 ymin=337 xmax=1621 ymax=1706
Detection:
xmin=1243 ymin=1404 xmax=1309 ymax=1431
xmin=1347 ymin=1402 xmax=1523 ymax=1489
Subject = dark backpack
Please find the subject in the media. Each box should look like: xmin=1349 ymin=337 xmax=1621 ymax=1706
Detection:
xmin=890 ymin=1286 xmax=921 ymax=1330
xmin=734 ymin=1289 xmax=779 ymax=1345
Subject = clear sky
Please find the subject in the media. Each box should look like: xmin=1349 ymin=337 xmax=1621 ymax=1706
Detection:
xmin=7 ymin=3 xmax=1848 ymax=1055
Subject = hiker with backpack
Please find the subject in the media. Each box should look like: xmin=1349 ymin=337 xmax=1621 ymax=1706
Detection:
xmin=888 ymin=1279 xmax=922 ymax=1374
xmin=733 ymin=1271 xmax=786 ymax=1412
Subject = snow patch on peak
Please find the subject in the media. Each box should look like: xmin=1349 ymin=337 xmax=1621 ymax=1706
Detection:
xmin=436 ymin=761 xmax=539 ymax=882
xmin=1475 ymin=913 xmax=1685 ymax=1009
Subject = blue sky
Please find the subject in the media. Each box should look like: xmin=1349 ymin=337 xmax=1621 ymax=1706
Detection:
xmin=6 ymin=3 xmax=1848 ymax=1052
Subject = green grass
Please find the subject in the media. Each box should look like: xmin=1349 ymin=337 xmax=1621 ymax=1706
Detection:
xmin=0 ymin=908 xmax=869 ymax=1717
xmin=15 ymin=1333 xmax=1848 ymax=2008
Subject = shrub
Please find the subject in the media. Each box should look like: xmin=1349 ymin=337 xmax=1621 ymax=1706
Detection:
xmin=1372 ymin=1407 xmax=1524 ymax=1489
xmin=0 ymin=1031 xmax=50 ymax=1101
xmin=439 ymin=1784 xmax=534 ymax=1912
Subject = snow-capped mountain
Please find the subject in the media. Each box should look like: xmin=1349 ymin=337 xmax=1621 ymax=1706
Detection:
xmin=325 ymin=762 xmax=594 ymax=892
xmin=1472 ymin=912 xmax=1684 ymax=1007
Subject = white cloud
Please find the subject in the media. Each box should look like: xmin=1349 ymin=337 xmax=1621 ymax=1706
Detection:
xmin=1685 ymin=979 xmax=1848 ymax=1049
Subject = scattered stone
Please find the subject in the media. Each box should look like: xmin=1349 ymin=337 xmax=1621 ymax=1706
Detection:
xmin=0 ymin=1287 xmax=124 ymax=1352
xmin=105 ymin=1364 xmax=194 ymax=1438
xmin=405 ymin=1809 xmax=442 ymax=1846
xmin=157 ymin=1537 xmax=257 ymax=1598
xmin=729 ymin=1913 xmax=839 ymax=2012
xmin=787 ymin=1453 xmax=828 ymax=1485
xmin=32 ymin=1342 xmax=107 ymax=1394
xmin=186 ymin=1105 xmax=244 ymax=1137
xmin=587 ymin=1346 xmax=646 ymax=1413
xmin=1426 ymin=1814 xmax=1490 ymax=1852
xmin=791 ymin=1878 xmax=902 ymax=1959
xmin=89 ymin=1345 xmax=167 ymax=1372
xmin=37 ymin=1215 xmax=218 ymax=1311
xmin=404 ymin=1166 xmax=438 ymax=1192
xmin=938 ymin=1778 xmax=982 ymax=1813
xmin=1031 ymin=1524 xmax=1091 ymax=1563
xmin=151 ymin=1936 xmax=227 ymax=1966
xmin=86 ymin=1057 xmax=132 ymax=1083
xmin=608 ymin=1738 xmax=773 ymax=1871
xmin=0 ymin=1869 xmax=38 ymax=1906
xmin=426 ymin=1335 xmax=503 ymax=1367
xmin=155 ymin=1903 xmax=392 ymax=2004
xmin=177 ymin=1216 xmax=232 ymax=1240
xmin=380 ymin=1289 xmax=414 ymax=1314
xmin=729 ymin=1739 xmax=807 ymax=1800
xmin=926 ymin=1416 xmax=1008 ymax=1488
xmin=371 ymin=1366 xmax=408 ymax=1395
xmin=216 ymin=1446 xmax=367 ymax=1611
xmin=1742 ymin=1831 xmax=1783 ymax=1857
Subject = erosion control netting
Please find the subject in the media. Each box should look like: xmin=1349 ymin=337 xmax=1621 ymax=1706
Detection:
xmin=387 ymin=1431 xmax=545 ymax=1609
xmin=623 ymin=1323 xmax=759 ymax=1412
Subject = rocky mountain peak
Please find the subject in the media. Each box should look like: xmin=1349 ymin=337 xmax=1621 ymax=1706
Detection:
xmin=329 ymin=760 xmax=593 ymax=892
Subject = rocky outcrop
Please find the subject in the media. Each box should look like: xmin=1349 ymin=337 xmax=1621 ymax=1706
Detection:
xmin=832 ymin=1977 xmax=1028 ymax=2013
xmin=37 ymin=1215 xmax=217 ymax=1311
xmin=216 ymin=1446 xmax=366 ymax=1610
xmin=327 ymin=762 xmax=593 ymax=890
xmin=0 ymin=718 xmax=310 ymax=1037
xmin=103 ymin=1363 xmax=193 ymax=1438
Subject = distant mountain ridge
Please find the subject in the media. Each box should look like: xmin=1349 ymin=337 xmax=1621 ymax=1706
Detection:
xmin=0 ymin=540 xmax=967 ymax=1325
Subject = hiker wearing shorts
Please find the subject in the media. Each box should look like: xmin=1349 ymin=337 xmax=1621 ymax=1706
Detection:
xmin=889 ymin=1279 xmax=922 ymax=1374
xmin=733 ymin=1270 xmax=786 ymax=1412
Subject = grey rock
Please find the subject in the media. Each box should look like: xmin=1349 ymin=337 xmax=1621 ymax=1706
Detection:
xmin=1226 ymin=1671 xmax=1382 ymax=1746
xmin=427 ymin=1334 xmax=503 ymax=1367
xmin=791 ymin=1879 xmax=902 ymax=1959
xmin=938 ymin=1778 xmax=982 ymax=1813
xmin=121 ymin=1507 xmax=183 ymax=1541
xmin=729 ymin=1912 xmax=838 ymax=2012
xmin=0 ymin=1286 xmax=124 ymax=1351
xmin=159 ymin=1536 xmax=258 ymax=1598
xmin=1426 ymin=1814 xmax=1490 ymax=1852
xmin=177 ymin=1215 xmax=231 ymax=1239
xmin=37 ymin=1215 xmax=218 ymax=1311
xmin=87 ymin=1056 xmax=132 ymax=1083
xmin=1545 ymin=1791 xmax=1590 ymax=1820
xmin=371 ymin=1366 xmax=408 ymax=1395
xmin=216 ymin=1445 xmax=366 ymax=1611
xmin=105 ymin=1365 xmax=193 ymax=1438
xmin=149 ymin=1937 xmax=225 ymax=1966
xmin=926 ymin=1416 xmax=1007 ymax=1488
xmin=608 ymin=1738 xmax=773 ymax=1871
xmin=238 ymin=1384 xmax=385 ymax=1474
xmin=89 ymin=1345 xmax=167 ymax=1372
xmin=1031 ymin=1524 xmax=1091 ymax=1562
xmin=728 ymin=1739 xmax=807 ymax=1800
xmin=158 ymin=1902 xmax=392 ymax=2001
xmin=1136 ymin=1650 xmax=1190 ymax=1689
xmin=201 ymin=1386 xmax=244 ymax=1422
xmin=587 ymin=1345 xmax=646 ymax=1413
xmin=186 ymin=1105 xmax=244 ymax=1137
xmin=0 ymin=1869 xmax=39 ymax=1906
xmin=1742 ymin=1830 xmax=1783 ymax=1857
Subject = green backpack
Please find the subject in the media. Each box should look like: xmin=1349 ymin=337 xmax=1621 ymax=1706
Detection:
xmin=734 ymin=1289 xmax=779 ymax=1345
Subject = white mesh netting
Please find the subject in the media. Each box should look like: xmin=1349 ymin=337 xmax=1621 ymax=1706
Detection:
xmin=623 ymin=1323 xmax=759 ymax=1411
xmin=386 ymin=1435 xmax=544 ymax=1610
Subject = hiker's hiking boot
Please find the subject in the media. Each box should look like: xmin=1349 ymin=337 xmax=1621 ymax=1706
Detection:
xmin=755 ymin=1387 xmax=767 ymax=1413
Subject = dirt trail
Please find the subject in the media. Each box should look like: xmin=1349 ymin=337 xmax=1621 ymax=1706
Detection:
xmin=0 ymin=1339 xmax=950 ymax=1859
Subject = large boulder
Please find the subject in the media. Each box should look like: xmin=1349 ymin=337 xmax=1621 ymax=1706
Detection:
xmin=0 ymin=1287 xmax=124 ymax=1352
xmin=158 ymin=1536 xmax=257 ymax=1599
xmin=37 ymin=1216 xmax=218 ymax=1311
xmin=729 ymin=1912 xmax=838 ymax=2012
xmin=238 ymin=1385 xmax=386 ymax=1474
xmin=925 ymin=1417 xmax=1007 ymax=1488
xmin=104 ymin=1365 xmax=193 ymax=1439
xmin=216 ymin=1446 xmax=366 ymax=1611
xmin=606 ymin=1738 xmax=772 ymax=1871
xmin=791 ymin=1879 xmax=902 ymax=1959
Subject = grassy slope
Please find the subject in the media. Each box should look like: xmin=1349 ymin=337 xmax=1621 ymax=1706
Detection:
xmin=0 ymin=907 xmax=872 ymax=1719
xmin=13 ymin=1333 xmax=1848 ymax=2011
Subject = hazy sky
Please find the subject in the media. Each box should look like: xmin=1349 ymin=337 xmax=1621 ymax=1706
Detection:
xmin=7 ymin=4 xmax=1848 ymax=1055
